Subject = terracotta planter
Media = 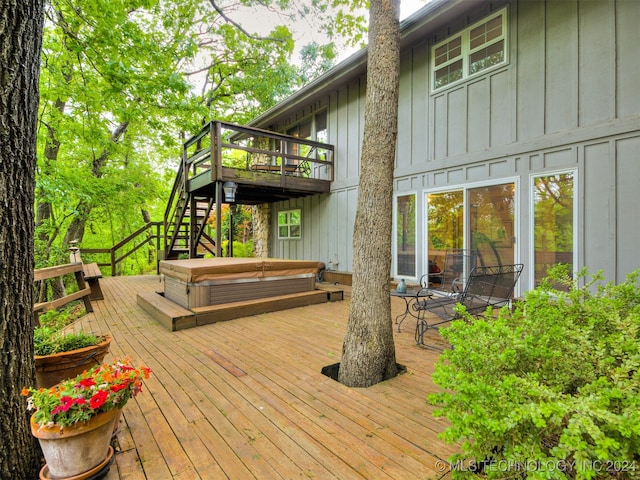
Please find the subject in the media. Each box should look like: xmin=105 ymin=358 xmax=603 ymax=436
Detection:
xmin=35 ymin=336 xmax=111 ymax=389
xmin=31 ymin=407 xmax=119 ymax=479
xmin=38 ymin=446 xmax=114 ymax=480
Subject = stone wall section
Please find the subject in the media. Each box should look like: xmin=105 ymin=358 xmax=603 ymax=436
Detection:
xmin=252 ymin=203 xmax=271 ymax=258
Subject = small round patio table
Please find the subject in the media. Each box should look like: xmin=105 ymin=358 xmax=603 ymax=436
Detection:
xmin=390 ymin=289 xmax=433 ymax=332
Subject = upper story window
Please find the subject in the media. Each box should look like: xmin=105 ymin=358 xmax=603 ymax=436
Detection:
xmin=432 ymin=8 xmax=507 ymax=92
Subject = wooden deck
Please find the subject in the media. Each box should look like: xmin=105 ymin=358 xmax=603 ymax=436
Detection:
xmin=67 ymin=275 xmax=457 ymax=480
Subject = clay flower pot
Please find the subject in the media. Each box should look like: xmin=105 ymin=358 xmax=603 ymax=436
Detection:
xmin=24 ymin=357 xmax=151 ymax=477
xmin=30 ymin=407 xmax=119 ymax=478
xmin=35 ymin=336 xmax=111 ymax=389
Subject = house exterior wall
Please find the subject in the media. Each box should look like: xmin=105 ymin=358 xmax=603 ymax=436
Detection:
xmin=268 ymin=0 xmax=640 ymax=292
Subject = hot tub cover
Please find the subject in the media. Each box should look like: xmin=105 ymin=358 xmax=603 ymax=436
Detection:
xmin=159 ymin=258 xmax=325 ymax=283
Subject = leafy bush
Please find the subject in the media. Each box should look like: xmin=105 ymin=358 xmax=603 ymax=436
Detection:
xmin=224 ymin=240 xmax=254 ymax=258
xmin=38 ymin=302 xmax=86 ymax=331
xmin=430 ymin=266 xmax=640 ymax=479
xmin=34 ymin=327 xmax=101 ymax=356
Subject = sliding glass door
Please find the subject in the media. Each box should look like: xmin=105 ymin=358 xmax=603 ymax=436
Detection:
xmin=469 ymin=183 xmax=515 ymax=268
xmin=426 ymin=190 xmax=464 ymax=273
xmin=426 ymin=182 xmax=516 ymax=279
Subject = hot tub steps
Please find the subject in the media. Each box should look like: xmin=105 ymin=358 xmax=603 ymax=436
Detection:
xmin=192 ymin=290 xmax=329 ymax=326
xmin=137 ymin=288 xmax=342 ymax=331
xmin=137 ymin=292 xmax=197 ymax=331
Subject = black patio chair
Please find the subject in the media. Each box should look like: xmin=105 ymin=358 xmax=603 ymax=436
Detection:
xmin=414 ymin=263 xmax=524 ymax=346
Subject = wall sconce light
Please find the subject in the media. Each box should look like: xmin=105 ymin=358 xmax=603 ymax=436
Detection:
xmin=223 ymin=181 xmax=237 ymax=203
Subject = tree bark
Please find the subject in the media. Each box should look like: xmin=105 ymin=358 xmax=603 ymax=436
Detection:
xmin=0 ymin=0 xmax=45 ymax=477
xmin=339 ymin=0 xmax=401 ymax=388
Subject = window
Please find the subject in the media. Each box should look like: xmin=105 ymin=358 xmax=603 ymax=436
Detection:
xmin=426 ymin=181 xmax=516 ymax=279
xmin=284 ymin=111 xmax=329 ymax=177
xmin=532 ymin=172 xmax=575 ymax=288
xmin=315 ymin=111 xmax=327 ymax=144
xmin=432 ymin=8 xmax=507 ymax=91
xmin=278 ymin=209 xmax=301 ymax=239
xmin=395 ymin=194 xmax=416 ymax=277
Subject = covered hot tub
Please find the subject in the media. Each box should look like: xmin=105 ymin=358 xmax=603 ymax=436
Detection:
xmin=160 ymin=258 xmax=325 ymax=309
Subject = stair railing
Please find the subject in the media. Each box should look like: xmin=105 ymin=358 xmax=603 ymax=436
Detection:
xmin=82 ymin=222 xmax=162 ymax=276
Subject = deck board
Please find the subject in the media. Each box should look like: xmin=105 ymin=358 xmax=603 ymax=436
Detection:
xmin=68 ymin=275 xmax=456 ymax=480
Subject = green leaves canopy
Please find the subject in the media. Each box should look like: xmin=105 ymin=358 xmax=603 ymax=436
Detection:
xmin=36 ymin=0 xmax=364 ymax=270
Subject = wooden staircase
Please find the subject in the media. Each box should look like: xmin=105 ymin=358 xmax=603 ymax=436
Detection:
xmin=163 ymin=121 xmax=335 ymax=260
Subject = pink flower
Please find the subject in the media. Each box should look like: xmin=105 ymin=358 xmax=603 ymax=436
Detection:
xmin=51 ymin=396 xmax=74 ymax=415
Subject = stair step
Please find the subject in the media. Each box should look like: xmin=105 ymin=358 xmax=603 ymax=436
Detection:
xmin=137 ymin=292 xmax=196 ymax=331
xmin=191 ymin=290 xmax=331 ymax=327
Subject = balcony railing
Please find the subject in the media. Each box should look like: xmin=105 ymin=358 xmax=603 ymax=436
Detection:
xmin=184 ymin=120 xmax=334 ymax=187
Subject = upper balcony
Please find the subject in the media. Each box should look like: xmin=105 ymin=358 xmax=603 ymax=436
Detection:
xmin=184 ymin=121 xmax=334 ymax=204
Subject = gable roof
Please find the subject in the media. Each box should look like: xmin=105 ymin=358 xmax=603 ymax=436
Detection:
xmin=247 ymin=0 xmax=468 ymax=128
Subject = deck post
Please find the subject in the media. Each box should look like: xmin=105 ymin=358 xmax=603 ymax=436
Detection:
xmin=215 ymin=182 xmax=223 ymax=257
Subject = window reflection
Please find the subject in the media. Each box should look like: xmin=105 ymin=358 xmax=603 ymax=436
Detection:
xmin=533 ymin=173 xmax=574 ymax=287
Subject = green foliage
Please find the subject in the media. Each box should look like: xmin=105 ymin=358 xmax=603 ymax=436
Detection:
xmin=221 ymin=240 xmax=254 ymax=258
xmin=430 ymin=265 xmax=640 ymax=479
xmin=34 ymin=327 xmax=101 ymax=356
xmin=38 ymin=303 xmax=86 ymax=331
xmin=32 ymin=0 xmax=370 ymax=276
xmin=34 ymin=0 xmax=361 ymax=268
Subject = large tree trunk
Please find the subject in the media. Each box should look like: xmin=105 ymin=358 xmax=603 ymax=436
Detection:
xmin=0 ymin=0 xmax=45 ymax=477
xmin=339 ymin=0 xmax=401 ymax=388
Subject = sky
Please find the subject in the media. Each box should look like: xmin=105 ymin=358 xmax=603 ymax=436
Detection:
xmin=336 ymin=0 xmax=429 ymax=61
xmin=188 ymin=1 xmax=430 ymax=92
xmin=233 ymin=0 xmax=430 ymax=64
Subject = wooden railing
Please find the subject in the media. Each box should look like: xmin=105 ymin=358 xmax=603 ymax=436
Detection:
xmin=80 ymin=121 xmax=336 ymax=269
xmin=33 ymin=263 xmax=93 ymax=324
xmin=182 ymin=120 xmax=335 ymax=185
xmin=81 ymin=222 xmax=163 ymax=276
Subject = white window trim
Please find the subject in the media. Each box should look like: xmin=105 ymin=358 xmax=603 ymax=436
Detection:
xmin=528 ymin=169 xmax=578 ymax=288
xmin=431 ymin=7 xmax=509 ymax=93
xmin=393 ymin=191 xmax=419 ymax=280
xmin=277 ymin=209 xmax=302 ymax=240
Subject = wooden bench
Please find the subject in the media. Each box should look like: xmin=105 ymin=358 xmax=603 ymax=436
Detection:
xmin=81 ymin=262 xmax=104 ymax=300
xmin=33 ymin=263 xmax=93 ymax=325
xmin=70 ymin=248 xmax=103 ymax=300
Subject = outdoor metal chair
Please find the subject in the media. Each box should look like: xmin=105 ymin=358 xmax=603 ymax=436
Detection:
xmin=414 ymin=263 xmax=524 ymax=346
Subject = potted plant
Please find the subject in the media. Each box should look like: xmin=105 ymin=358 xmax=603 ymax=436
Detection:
xmin=23 ymin=358 xmax=152 ymax=479
xmin=34 ymin=327 xmax=112 ymax=389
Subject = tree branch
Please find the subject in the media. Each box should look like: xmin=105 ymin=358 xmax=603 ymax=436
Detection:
xmin=207 ymin=0 xmax=286 ymax=42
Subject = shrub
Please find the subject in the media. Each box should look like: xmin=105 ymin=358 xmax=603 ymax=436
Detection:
xmin=34 ymin=327 xmax=101 ymax=356
xmin=430 ymin=266 xmax=640 ymax=479
xmin=38 ymin=302 xmax=86 ymax=331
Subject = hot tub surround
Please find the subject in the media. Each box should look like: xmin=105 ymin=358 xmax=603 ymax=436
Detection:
xmin=159 ymin=258 xmax=326 ymax=309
